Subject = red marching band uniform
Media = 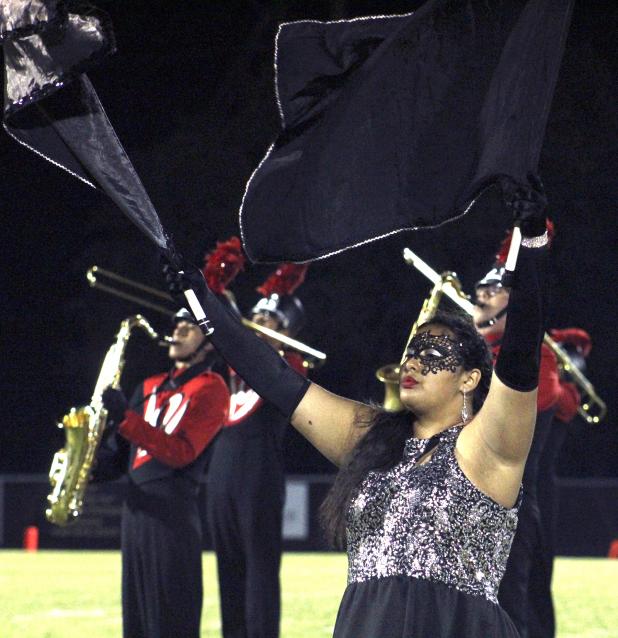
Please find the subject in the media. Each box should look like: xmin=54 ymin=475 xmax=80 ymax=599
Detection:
xmin=123 ymin=369 xmax=228 ymax=472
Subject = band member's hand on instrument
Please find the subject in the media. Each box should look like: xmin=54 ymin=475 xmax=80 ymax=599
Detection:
xmin=102 ymin=386 xmax=129 ymax=426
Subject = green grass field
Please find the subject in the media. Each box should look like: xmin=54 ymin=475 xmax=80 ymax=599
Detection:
xmin=1 ymin=551 xmax=616 ymax=637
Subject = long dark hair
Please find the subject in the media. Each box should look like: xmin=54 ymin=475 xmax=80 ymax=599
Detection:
xmin=319 ymin=310 xmax=493 ymax=549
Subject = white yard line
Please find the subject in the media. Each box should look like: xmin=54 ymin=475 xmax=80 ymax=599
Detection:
xmin=13 ymin=608 xmax=109 ymax=621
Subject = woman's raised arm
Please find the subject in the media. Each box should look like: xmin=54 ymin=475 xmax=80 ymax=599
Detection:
xmin=163 ymin=264 xmax=375 ymax=466
xmin=459 ymin=176 xmax=550 ymax=505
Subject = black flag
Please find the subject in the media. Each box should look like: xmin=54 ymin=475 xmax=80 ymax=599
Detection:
xmin=239 ymin=0 xmax=573 ymax=263
xmin=1 ymin=0 xmax=172 ymax=253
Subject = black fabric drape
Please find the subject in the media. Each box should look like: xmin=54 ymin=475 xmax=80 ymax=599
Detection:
xmin=1 ymin=0 xmax=171 ymax=252
xmin=239 ymin=0 xmax=573 ymax=263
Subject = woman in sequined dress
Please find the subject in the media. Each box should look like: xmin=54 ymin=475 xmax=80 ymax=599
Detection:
xmin=163 ymin=178 xmax=548 ymax=637
xmin=320 ymin=311 xmax=525 ymax=637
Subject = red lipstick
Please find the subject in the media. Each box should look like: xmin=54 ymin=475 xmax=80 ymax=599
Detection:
xmin=401 ymin=376 xmax=418 ymax=389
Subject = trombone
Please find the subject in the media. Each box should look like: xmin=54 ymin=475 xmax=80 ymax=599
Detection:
xmin=395 ymin=248 xmax=606 ymax=424
xmin=86 ymin=266 xmax=327 ymax=367
xmin=542 ymin=337 xmax=606 ymax=424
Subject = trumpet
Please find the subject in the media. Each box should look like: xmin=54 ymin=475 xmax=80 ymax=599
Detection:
xmin=87 ymin=266 xmax=327 ymax=367
xmin=389 ymin=248 xmax=607 ymax=424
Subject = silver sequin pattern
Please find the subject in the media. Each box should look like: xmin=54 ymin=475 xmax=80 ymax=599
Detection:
xmin=521 ymin=231 xmax=549 ymax=248
xmin=346 ymin=426 xmax=519 ymax=603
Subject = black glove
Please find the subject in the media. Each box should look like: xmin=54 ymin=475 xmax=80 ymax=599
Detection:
xmin=494 ymin=173 xmax=549 ymax=392
xmin=500 ymin=173 xmax=548 ymax=238
xmin=162 ymin=261 xmax=208 ymax=303
xmin=162 ymin=258 xmax=310 ymax=420
xmin=102 ymin=387 xmax=128 ymax=425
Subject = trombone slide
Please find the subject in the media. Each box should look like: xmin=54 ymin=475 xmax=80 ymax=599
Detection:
xmin=87 ymin=265 xmax=326 ymax=365
xmin=402 ymin=248 xmax=475 ymax=314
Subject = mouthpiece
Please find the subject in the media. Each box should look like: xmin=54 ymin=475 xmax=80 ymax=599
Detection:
xmin=158 ymin=336 xmax=176 ymax=347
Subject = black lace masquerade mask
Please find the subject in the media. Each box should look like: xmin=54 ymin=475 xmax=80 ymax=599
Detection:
xmin=405 ymin=333 xmax=465 ymax=375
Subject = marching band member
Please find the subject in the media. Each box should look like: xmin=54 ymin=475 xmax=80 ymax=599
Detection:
xmin=207 ymin=260 xmax=309 ymax=638
xmin=93 ymin=309 xmax=229 ymax=638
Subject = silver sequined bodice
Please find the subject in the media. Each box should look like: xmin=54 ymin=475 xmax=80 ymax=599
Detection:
xmin=346 ymin=426 xmax=519 ymax=603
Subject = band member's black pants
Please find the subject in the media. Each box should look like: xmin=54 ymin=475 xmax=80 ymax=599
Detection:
xmin=121 ymin=477 xmax=203 ymax=638
xmin=498 ymin=409 xmax=557 ymax=638
xmin=207 ymin=423 xmax=285 ymax=638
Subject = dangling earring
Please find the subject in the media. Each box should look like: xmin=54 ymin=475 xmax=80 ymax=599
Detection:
xmin=461 ymin=389 xmax=469 ymax=423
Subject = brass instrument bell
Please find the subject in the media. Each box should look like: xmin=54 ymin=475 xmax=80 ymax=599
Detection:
xmin=376 ymin=363 xmax=404 ymax=413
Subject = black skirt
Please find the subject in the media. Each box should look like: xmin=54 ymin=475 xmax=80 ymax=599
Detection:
xmin=333 ymin=575 xmax=520 ymax=638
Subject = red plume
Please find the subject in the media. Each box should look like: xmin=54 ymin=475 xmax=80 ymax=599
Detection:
xmin=257 ymin=263 xmax=308 ymax=297
xmin=549 ymin=327 xmax=592 ymax=357
xmin=202 ymin=236 xmax=245 ymax=294
xmin=495 ymin=219 xmax=555 ymax=265
xmin=495 ymin=230 xmax=513 ymax=266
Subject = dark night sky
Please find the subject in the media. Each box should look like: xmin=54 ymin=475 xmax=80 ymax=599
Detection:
xmin=0 ymin=1 xmax=616 ymax=476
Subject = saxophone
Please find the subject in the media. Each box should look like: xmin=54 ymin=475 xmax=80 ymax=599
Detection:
xmin=46 ymin=314 xmax=159 ymax=526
